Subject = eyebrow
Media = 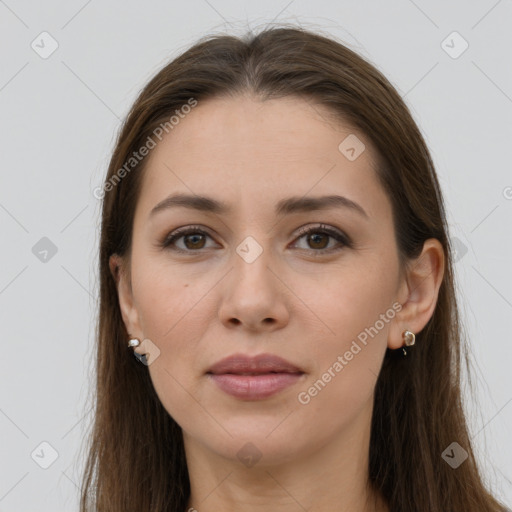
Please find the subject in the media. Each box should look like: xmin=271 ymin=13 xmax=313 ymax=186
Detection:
xmin=149 ymin=193 xmax=368 ymax=219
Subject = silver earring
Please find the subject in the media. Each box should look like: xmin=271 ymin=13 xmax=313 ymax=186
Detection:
xmin=128 ymin=338 xmax=140 ymax=348
xmin=402 ymin=330 xmax=415 ymax=356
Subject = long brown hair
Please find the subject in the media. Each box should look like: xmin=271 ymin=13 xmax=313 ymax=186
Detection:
xmin=80 ymin=25 xmax=508 ymax=511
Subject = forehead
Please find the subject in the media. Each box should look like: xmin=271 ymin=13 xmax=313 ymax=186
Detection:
xmin=135 ymin=94 xmax=389 ymax=223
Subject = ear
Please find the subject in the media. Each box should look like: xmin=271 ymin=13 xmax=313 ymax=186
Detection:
xmin=388 ymin=238 xmax=445 ymax=349
xmin=109 ymin=253 xmax=145 ymax=355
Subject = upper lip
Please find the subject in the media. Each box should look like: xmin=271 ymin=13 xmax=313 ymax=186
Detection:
xmin=207 ymin=353 xmax=304 ymax=375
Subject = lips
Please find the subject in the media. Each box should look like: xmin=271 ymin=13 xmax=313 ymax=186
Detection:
xmin=206 ymin=353 xmax=303 ymax=375
xmin=206 ymin=353 xmax=305 ymax=400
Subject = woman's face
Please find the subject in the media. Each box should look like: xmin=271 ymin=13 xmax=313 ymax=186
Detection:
xmin=116 ymin=94 xmax=405 ymax=465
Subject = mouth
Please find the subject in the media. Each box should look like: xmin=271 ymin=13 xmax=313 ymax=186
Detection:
xmin=205 ymin=353 xmax=305 ymax=400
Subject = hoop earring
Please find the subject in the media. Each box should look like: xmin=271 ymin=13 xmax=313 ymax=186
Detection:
xmin=402 ymin=330 xmax=416 ymax=356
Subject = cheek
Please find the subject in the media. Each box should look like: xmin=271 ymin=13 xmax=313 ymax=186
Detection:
xmin=130 ymin=263 xmax=209 ymax=414
xmin=137 ymin=288 xmax=206 ymax=430
xmin=294 ymin=257 xmax=396 ymax=409
xmin=132 ymin=256 xmax=212 ymax=340
xmin=292 ymin=254 xmax=398 ymax=348
xmin=296 ymin=297 xmax=390 ymax=435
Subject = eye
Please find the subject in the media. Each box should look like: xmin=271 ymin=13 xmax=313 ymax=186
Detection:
xmin=160 ymin=225 xmax=218 ymax=253
xmin=292 ymin=223 xmax=351 ymax=254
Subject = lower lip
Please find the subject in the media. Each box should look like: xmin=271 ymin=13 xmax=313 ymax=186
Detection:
xmin=208 ymin=372 xmax=304 ymax=400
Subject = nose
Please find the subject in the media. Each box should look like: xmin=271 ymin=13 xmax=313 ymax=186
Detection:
xmin=217 ymin=243 xmax=290 ymax=332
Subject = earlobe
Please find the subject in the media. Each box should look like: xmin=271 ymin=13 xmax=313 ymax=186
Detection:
xmin=387 ymin=238 xmax=445 ymax=350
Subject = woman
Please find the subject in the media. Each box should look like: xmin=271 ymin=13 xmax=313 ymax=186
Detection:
xmin=81 ymin=25 xmax=509 ymax=511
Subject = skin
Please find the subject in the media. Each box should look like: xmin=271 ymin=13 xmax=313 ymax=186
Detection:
xmin=110 ymin=94 xmax=444 ymax=512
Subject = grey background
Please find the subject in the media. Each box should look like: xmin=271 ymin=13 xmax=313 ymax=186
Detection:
xmin=1 ymin=0 xmax=511 ymax=510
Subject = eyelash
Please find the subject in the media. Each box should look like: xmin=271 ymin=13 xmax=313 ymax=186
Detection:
xmin=160 ymin=223 xmax=352 ymax=255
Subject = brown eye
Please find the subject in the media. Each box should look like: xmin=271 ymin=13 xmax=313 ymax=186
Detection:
xmin=182 ymin=233 xmax=206 ymax=250
xmin=306 ymin=232 xmax=330 ymax=250
xmin=293 ymin=224 xmax=351 ymax=254
xmin=161 ymin=226 xmax=217 ymax=253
